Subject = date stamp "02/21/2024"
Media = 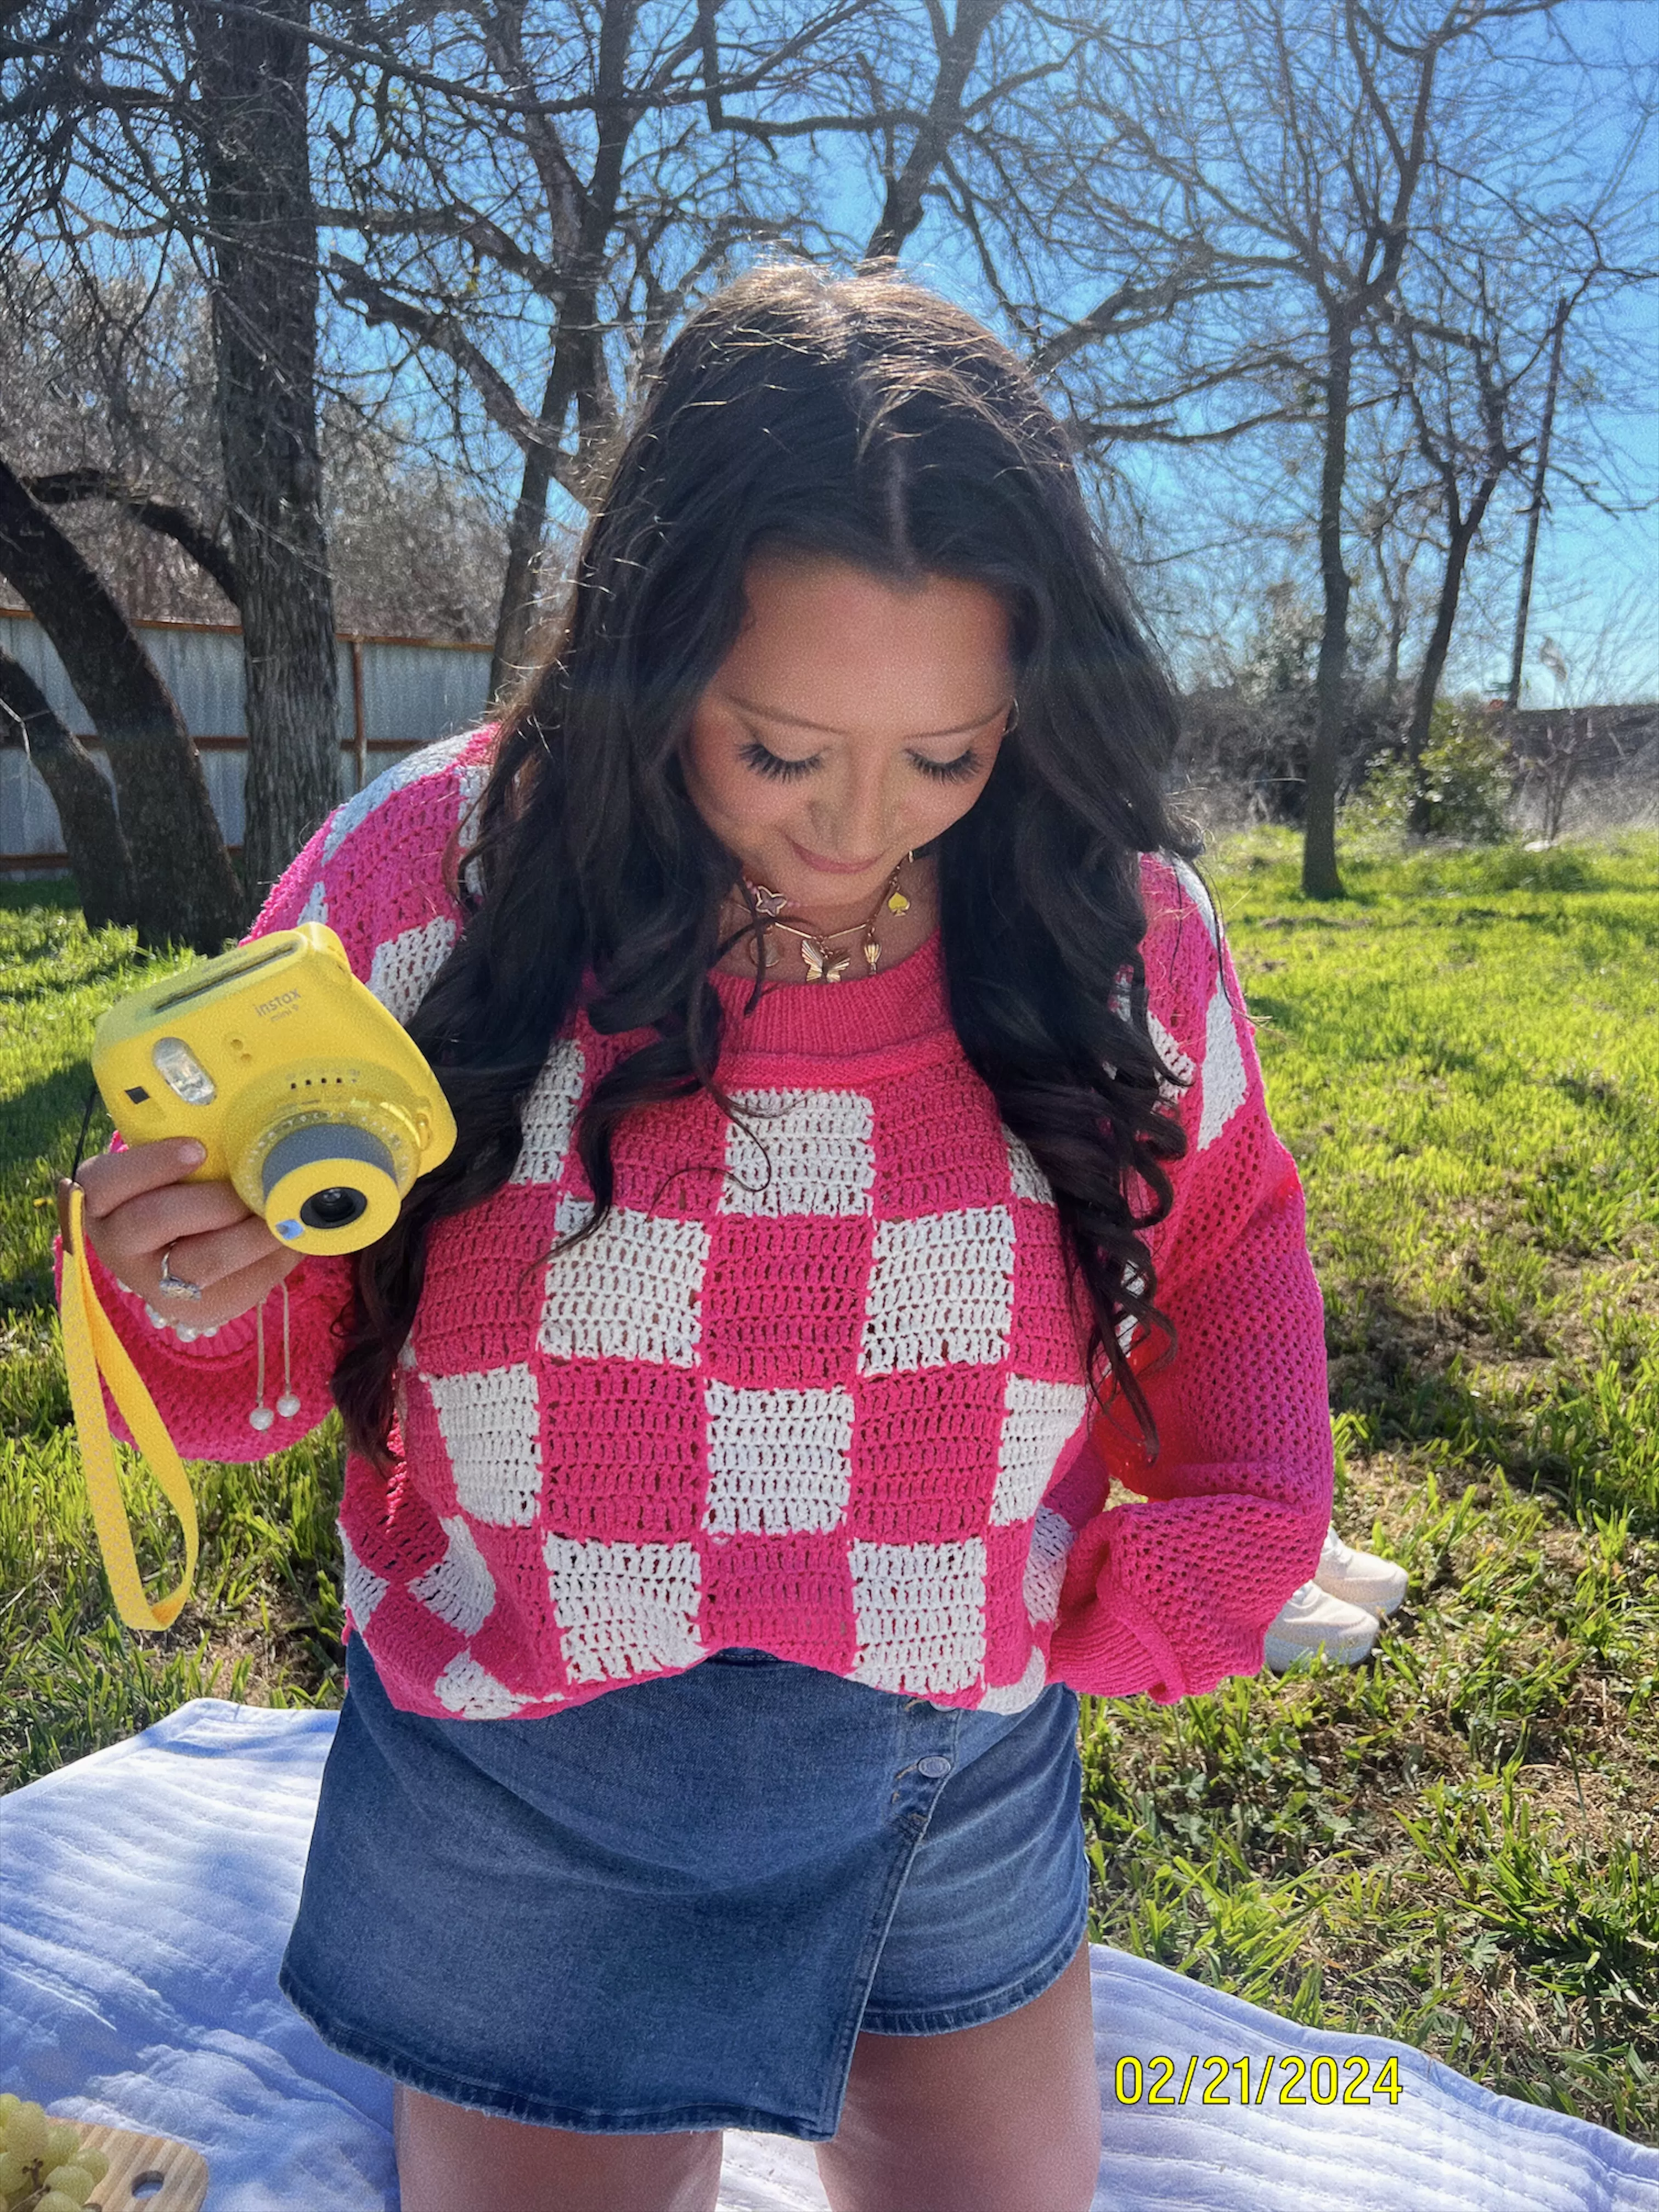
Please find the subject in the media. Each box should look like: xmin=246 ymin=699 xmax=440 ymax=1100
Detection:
xmin=1113 ymin=2053 xmax=1406 ymax=2108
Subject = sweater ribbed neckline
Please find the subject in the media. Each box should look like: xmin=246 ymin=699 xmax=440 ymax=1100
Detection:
xmin=708 ymin=929 xmax=947 ymax=1062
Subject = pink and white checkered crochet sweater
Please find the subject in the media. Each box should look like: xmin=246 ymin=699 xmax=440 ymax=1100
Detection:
xmin=87 ymin=728 xmax=1331 ymax=1719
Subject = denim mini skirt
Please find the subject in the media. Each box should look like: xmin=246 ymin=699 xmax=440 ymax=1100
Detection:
xmin=278 ymin=1633 xmax=1088 ymax=2140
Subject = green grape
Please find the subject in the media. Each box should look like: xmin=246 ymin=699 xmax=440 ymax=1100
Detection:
xmin=0 ymin=2147 xmax=27 ymax=2195
xmin=75 ymin=2147 xmax=109 ymax=2185
xmin=36 ymin=2192 xmax=86 ymax=2212
xmin=0 ymin=2091 xmax=20 ymax=2123
xmin=42 ymin=2124 xmax=81 ymax=2168
xmin=45 ymin=2166 xmax=97 ymax=2206
xmin=2 ymin=2102 xmax=46 ymax=2166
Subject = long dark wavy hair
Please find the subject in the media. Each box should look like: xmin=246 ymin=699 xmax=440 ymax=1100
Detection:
xmin=333 ymin=264 xmax=1195 ymax=1469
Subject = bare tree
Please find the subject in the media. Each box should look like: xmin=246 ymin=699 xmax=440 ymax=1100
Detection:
xmin=2 ymin=0 xmax=341 ymax=895
xmin=1382 ymin=285 xmax=1532 ymax=811
xmin=0 ymin=258 xmax=240 ymax=621
xmin=1020 ymin=1 xmax=1574 ymax=893
xmin=0 ymin=454 xmax=242 ymax=948
xmin=858 ymin=0 xmax=1011 ymax=261
xmin=0 ymin=647 xmax=137 ymax=927
xmin=190 ymin=0 xmax=340 ymax=900
xmin=317 ymin=2 xmax=855 ymax=690
xmin=1360 ymin=49 xmax=1654 ymax=815
xmin=322 ymin=404 xmax=508 ymax=640
xmin=1519 ymin=703 xmax=1596 ymax=843
xmin=0 ymin=257 xmax=506 ymax=637
xmin=1348 ymin=408 xmax=1441 ymax=712
xmin=313 ymin=1 xmax=1054 ymax=693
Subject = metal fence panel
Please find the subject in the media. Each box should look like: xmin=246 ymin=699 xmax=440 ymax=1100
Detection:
xmin=2 ymin=612 xmax=493 ymax=878
xmin=361 ymin=641 xmax=491 ymax=745
xmin=0 ymin=612 xmax=91 ymax=734
xmin=139 ymin=627 xmax=250 ymax=740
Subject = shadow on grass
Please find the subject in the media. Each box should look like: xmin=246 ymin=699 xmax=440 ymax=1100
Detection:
xmin=0 ymin=944 xmax=144 ymax=1005
xmin=1326 ymin=1274 xmax=1658 ymax=1536
xmin=0 ymin=1066 xmax=113 ymax=1314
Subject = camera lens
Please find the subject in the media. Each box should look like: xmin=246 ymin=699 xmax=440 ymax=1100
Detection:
xmin=299 ymin=1185 xmax=368 ymax=1230
xmin=263 ymin=1123 xmax=397 ymax=1247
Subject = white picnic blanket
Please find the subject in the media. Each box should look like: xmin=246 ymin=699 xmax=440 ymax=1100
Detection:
xmin=0 ymin=1700 xmax=1652 ymax=2211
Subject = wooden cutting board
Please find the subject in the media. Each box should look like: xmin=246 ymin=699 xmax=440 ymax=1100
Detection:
xmin=70 ymin=2121 xmax=210 ymax=2212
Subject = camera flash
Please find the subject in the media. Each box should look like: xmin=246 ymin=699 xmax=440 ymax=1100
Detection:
xmin=152 ymin=1036 xmax=218 ymax=1107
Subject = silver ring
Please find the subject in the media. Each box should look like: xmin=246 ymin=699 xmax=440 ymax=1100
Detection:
xmin=157 ymin=1246 xmax=201 ymax=1301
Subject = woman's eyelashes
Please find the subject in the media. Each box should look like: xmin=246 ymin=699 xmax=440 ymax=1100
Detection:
xmin=738 ymin=738 xmax=816 ymax=782
xmin=913 ymin=746 xmax=981 ymax=783
xmin=737 ymin=738 xmax=981 ymax=785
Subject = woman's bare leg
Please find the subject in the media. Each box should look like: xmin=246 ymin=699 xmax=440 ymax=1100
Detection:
xmin=814 ymin=1940 xmax=1100 ymax=2212
xmin=393 ymin=2082 xmax=724 ymax=2212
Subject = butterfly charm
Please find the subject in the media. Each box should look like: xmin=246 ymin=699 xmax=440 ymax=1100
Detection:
xmin=801 ymin=940 xmax=850 ymax=983
xmin=747 ymin=882 xmax=792 ymax=918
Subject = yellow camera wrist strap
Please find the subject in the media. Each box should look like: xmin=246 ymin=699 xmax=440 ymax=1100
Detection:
xmin=57 ymin=1180 xmax=199 ymax=1633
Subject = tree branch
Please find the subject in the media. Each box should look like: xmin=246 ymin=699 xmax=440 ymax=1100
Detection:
xmin=22 ymin=467 xmax=240 ymax=603
xmin=326 ymin=251 xmax=580 ymax=487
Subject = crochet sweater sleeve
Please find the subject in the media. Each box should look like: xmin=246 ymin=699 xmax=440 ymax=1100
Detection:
xmin=65 ymin=735 xmax=482 ymax=1463
xmin=1044 ymin=858 xmax=1332 ymax=1703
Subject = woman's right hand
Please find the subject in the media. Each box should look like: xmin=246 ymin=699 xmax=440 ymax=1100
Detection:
xmin=68 ymin=1139 xmax=303 ymax=1330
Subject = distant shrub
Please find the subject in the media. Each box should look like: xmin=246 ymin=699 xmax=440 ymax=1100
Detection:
xmin=1390 ymin=843 xmax=1600 ymax=898
xmin=1175 ymin=685 xmax=1312 ymax=825
xmin=1347 ymin=701 xmax=1512 ymax=844
xmin=1170 ymin=583 xmax=1406 ymax=832
xmin=1174 ymin=684 xmax=1394 ymax=830
xmin=1456 ymin=845 xmax=1596 ymax=893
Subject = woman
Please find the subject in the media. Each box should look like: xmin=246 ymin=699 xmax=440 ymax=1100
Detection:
xmin=72 ymin=266 xmax=1331 ymax=2212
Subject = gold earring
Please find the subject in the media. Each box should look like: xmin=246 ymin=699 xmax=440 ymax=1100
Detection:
xmin=887 ymin=851 xmax=913 ymax=917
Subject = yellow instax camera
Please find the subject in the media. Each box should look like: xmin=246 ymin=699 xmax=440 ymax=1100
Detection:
xmin=59 ymin=922 xmax=457 ymax=1635
xmin=92 ymin=922 xmax=457 ymax=1254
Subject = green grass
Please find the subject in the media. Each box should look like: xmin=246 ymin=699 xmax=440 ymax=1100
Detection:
xmin=0 ymin=881 xmax=346 ymax=1788
xmin=1082 ymin=830 xmax=1659 ymax=2141
xmin=2 ymin=839 xmax=1656 ymax=2141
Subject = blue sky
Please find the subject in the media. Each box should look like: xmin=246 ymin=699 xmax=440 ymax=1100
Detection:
xmin=307 ymin=0 xmax=1654 ymax=703
xmin=805 ymin=1 xmax=1657 ymax=704
xmin=23 ymin=0 xmax=1651 ymax=699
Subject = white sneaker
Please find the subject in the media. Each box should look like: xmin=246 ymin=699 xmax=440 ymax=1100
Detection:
xmin=1313 ymin=1525 xmax=1408 ymax=1616
xmin=1262 ymin=1581 xmax=1380 ymax=1672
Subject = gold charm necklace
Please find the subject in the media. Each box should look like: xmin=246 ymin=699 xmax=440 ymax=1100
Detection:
xmin=742 ymin=856 xmax=912 ymax=983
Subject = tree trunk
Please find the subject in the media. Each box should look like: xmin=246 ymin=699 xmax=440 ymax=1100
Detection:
xmin=0 ymin=455 xmax=242 ymax=950
xmin=1506 ymin=297 xmax=1568 ymax=711
xmin=0 ymin=648 xmax=138 ymax=930
xmin=1383 ymin=613 xmax=1404 ymax=706
xmin=862 ymin=0 xmax=1006 ymax=263
xmin=1302 ymin=314 xmax=1355 ymax=900
xmin=489 ymin=359 xmax=566 ymax=703
xmin=1367 ymin=534 xmax=1406 ymax=708
xmin=489 ymin=0 xmax=638 ymax=701
xmin=1403 ymin=472 xmax=1500 ymax=831
xmin=191 ymin=0 xmax=340 ymax=905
